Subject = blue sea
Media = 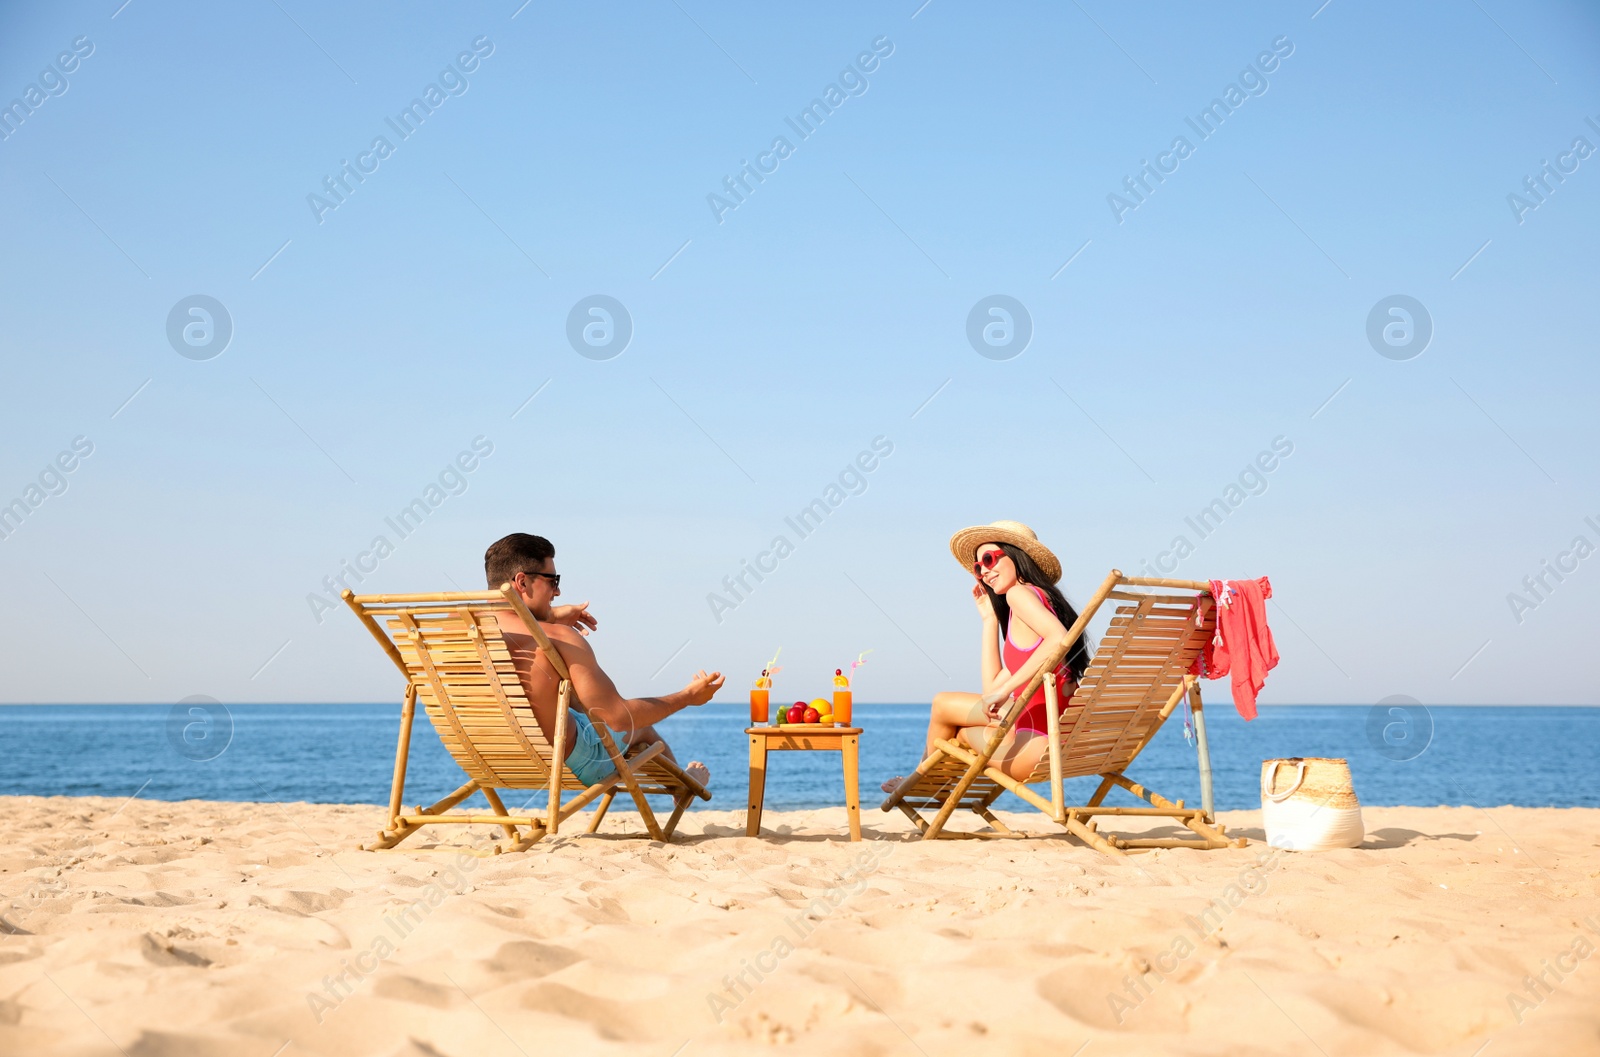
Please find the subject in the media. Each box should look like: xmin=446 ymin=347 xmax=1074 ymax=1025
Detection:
xmin=2 ymin=704 xmax=1596 ymax=814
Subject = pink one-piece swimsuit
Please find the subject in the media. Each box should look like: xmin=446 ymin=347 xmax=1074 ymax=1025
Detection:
xmin=1000 ymin=585 xmax=1072 ymax=735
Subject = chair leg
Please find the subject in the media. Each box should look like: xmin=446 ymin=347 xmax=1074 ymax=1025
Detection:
xmin=364 ymin=778 xmax=482 ymax=851
xmin=417 ymin=779 xmax=483 ymax=817
xmin=587 ymin=791 xmax=615 ymax=833
xmin=1088 ymin=775 xmax=1117 ymax=807
xmin=975 ymin=806 xmax=1015 ymax=834
xmin=595 ymin=727 xmax=665 ymax=842
xmin=1179 ymin=813 xmax=1238 ymax=849
xmin=363 ymin=822 xmax=423 ymax=851
xmin=496 ymin=823 xmax=549 ymax=853
xmin=1080 ymin=772 xmax=1240 ymax=851
xmin=621 ymin=776 xmax=664 ymax=841
xmin=480 ymin=787 xmax=521 ymax=843
xmin=897 ymin=803 xmax=930 ymax=835
xmin=661 ymin=794 xmax=691 ymax=841
xmin=383 ymin=685 xmax=418 ymax=837
xmin=1064 ymin=814 xmax=1129 ymax=859
xmin=923 ymin=771 xmax=982 ymax=840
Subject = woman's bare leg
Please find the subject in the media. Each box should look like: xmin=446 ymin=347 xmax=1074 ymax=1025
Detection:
xmin=881 ymin=691 xmax=990 ymax=793
xmin=925 ymin=691 xmax=988 ymax=756
xmin=960 ymin=685 xmax=1077 ymax=780
xmin=971 ymin=729 xmax=1048 ymax=782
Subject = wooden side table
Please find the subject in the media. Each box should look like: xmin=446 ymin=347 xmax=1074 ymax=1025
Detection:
xmin=746 ymin=726 xmax=863 ymax=841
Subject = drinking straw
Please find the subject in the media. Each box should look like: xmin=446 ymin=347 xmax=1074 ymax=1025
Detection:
xmin=756 ymin=646 xmax=783 ymax=688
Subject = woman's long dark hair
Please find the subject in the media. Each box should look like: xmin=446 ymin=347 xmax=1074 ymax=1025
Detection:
xmin=982 ymin=542 xmax=1094 ymax=680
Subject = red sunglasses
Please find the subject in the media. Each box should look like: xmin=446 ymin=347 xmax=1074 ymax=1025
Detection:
xmin=972 ymin=549 xmax=1008 ymax=577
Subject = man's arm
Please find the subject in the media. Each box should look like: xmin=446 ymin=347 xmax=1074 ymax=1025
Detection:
xmin=543 ymin=624 xmax=722 ymax=731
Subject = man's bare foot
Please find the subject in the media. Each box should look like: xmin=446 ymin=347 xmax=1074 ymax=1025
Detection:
xmin=881 ymin=776 xmax=906 ymax=794
xmin=686 ymin=761 xmax=710 ymax=787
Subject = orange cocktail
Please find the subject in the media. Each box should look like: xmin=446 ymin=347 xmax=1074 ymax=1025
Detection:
xmin=831 ymin=667 xmax=852 ymax=725
xmin=750 ymin=687 xmax=769 ymax=725
xmin=831 ymin=688 xmax=851 ymax=725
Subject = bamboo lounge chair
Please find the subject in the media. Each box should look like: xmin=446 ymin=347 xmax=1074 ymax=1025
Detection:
xmin=342 ymin=585 xmax=709 ymax=853
xmin=881 ymin=571 xmax=1244 ymax=857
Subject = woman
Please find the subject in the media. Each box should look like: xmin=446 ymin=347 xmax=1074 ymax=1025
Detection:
xmin=882 ymin=520 xmax=1093 ymax=791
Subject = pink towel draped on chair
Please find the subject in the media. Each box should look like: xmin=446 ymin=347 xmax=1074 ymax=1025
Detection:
xmin=1191 ymin=576 xmax=1278 ymax=719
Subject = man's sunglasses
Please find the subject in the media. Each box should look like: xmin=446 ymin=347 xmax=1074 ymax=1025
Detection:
xmin=521 ymin=570 xmax=560 ymax=588
xmin=972 ymin=549 xmax=1008 ymax=577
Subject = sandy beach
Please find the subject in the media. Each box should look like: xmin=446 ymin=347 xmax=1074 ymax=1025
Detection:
xmin=2 ymin=797 xmax=1597 ymax=1056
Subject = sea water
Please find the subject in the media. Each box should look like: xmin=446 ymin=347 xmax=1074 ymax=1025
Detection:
xmin=2 ymin=704 xmax=1595 ymax=814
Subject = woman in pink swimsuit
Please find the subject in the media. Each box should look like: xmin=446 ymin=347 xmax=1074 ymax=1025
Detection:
xmin=882 ymin=520 xmax=1092 ymax=789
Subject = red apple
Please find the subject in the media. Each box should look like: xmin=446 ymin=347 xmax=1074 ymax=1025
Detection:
xmin=787 ymin=703 xmax=807 ymax=724
xmin=803 ymin=707 xmax=820 ymax=724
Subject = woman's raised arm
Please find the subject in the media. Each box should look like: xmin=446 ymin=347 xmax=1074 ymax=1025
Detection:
xmin=973 ymin=582 xmax=1003 ymax=690
xmin=988 ymin=583 xmax=1068 ymax=702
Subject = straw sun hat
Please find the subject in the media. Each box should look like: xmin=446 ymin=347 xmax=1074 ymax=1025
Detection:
xmin=948 ymin=520 xmax=1062 ymax=584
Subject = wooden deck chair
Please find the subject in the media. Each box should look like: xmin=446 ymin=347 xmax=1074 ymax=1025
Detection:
xmin=881 ymin=571 xmax=1245 ymax=858
xmin=342 ymin=585 xmax=709 ymax=853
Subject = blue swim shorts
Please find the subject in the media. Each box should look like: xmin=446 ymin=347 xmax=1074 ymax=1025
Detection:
xmin=565 ymin=710 xmax=624 ymax=786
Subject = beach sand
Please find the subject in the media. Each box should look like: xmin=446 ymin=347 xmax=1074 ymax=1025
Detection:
xmin=2 ymin=797 xmax=1597 ymax=1056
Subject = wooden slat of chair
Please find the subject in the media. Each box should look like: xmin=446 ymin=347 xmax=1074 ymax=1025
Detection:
xmin=1097 ymin=617 xmax=1210 ymax=776
xmin=396 ymin=613 xmax=502 ymax=787
xmin=885 ymin=569 xmax=1124 ymax=839
xmin=882 ymin=572 xmax=1238 ymax=854
xmin=1063 ymin=610 xmax=1206 ymax=770
xmin=342 ymin=587 xmax=708 ymax=852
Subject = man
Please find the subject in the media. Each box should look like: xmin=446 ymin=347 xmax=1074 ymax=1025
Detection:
xmin=485 ymin=532 xmax=718 ymax=788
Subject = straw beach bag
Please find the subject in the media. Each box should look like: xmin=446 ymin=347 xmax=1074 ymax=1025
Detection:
xmin=1261 ymin=757 xmax=1364 ymax=851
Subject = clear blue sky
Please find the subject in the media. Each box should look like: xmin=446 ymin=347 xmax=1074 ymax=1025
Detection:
xmin=2 ymin=1 xmax=1596 ymax=707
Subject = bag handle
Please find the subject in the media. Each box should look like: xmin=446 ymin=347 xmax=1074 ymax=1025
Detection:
xmin=1263 ymin=759 xmax=1307 ymax=802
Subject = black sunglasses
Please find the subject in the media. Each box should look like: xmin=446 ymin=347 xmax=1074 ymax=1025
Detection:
xmin=521 ymin=570 xmax=560 ymax=588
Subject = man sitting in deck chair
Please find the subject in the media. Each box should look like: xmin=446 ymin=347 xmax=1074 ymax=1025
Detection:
xmin=485 ymin=532 xmax=719 ymax=788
